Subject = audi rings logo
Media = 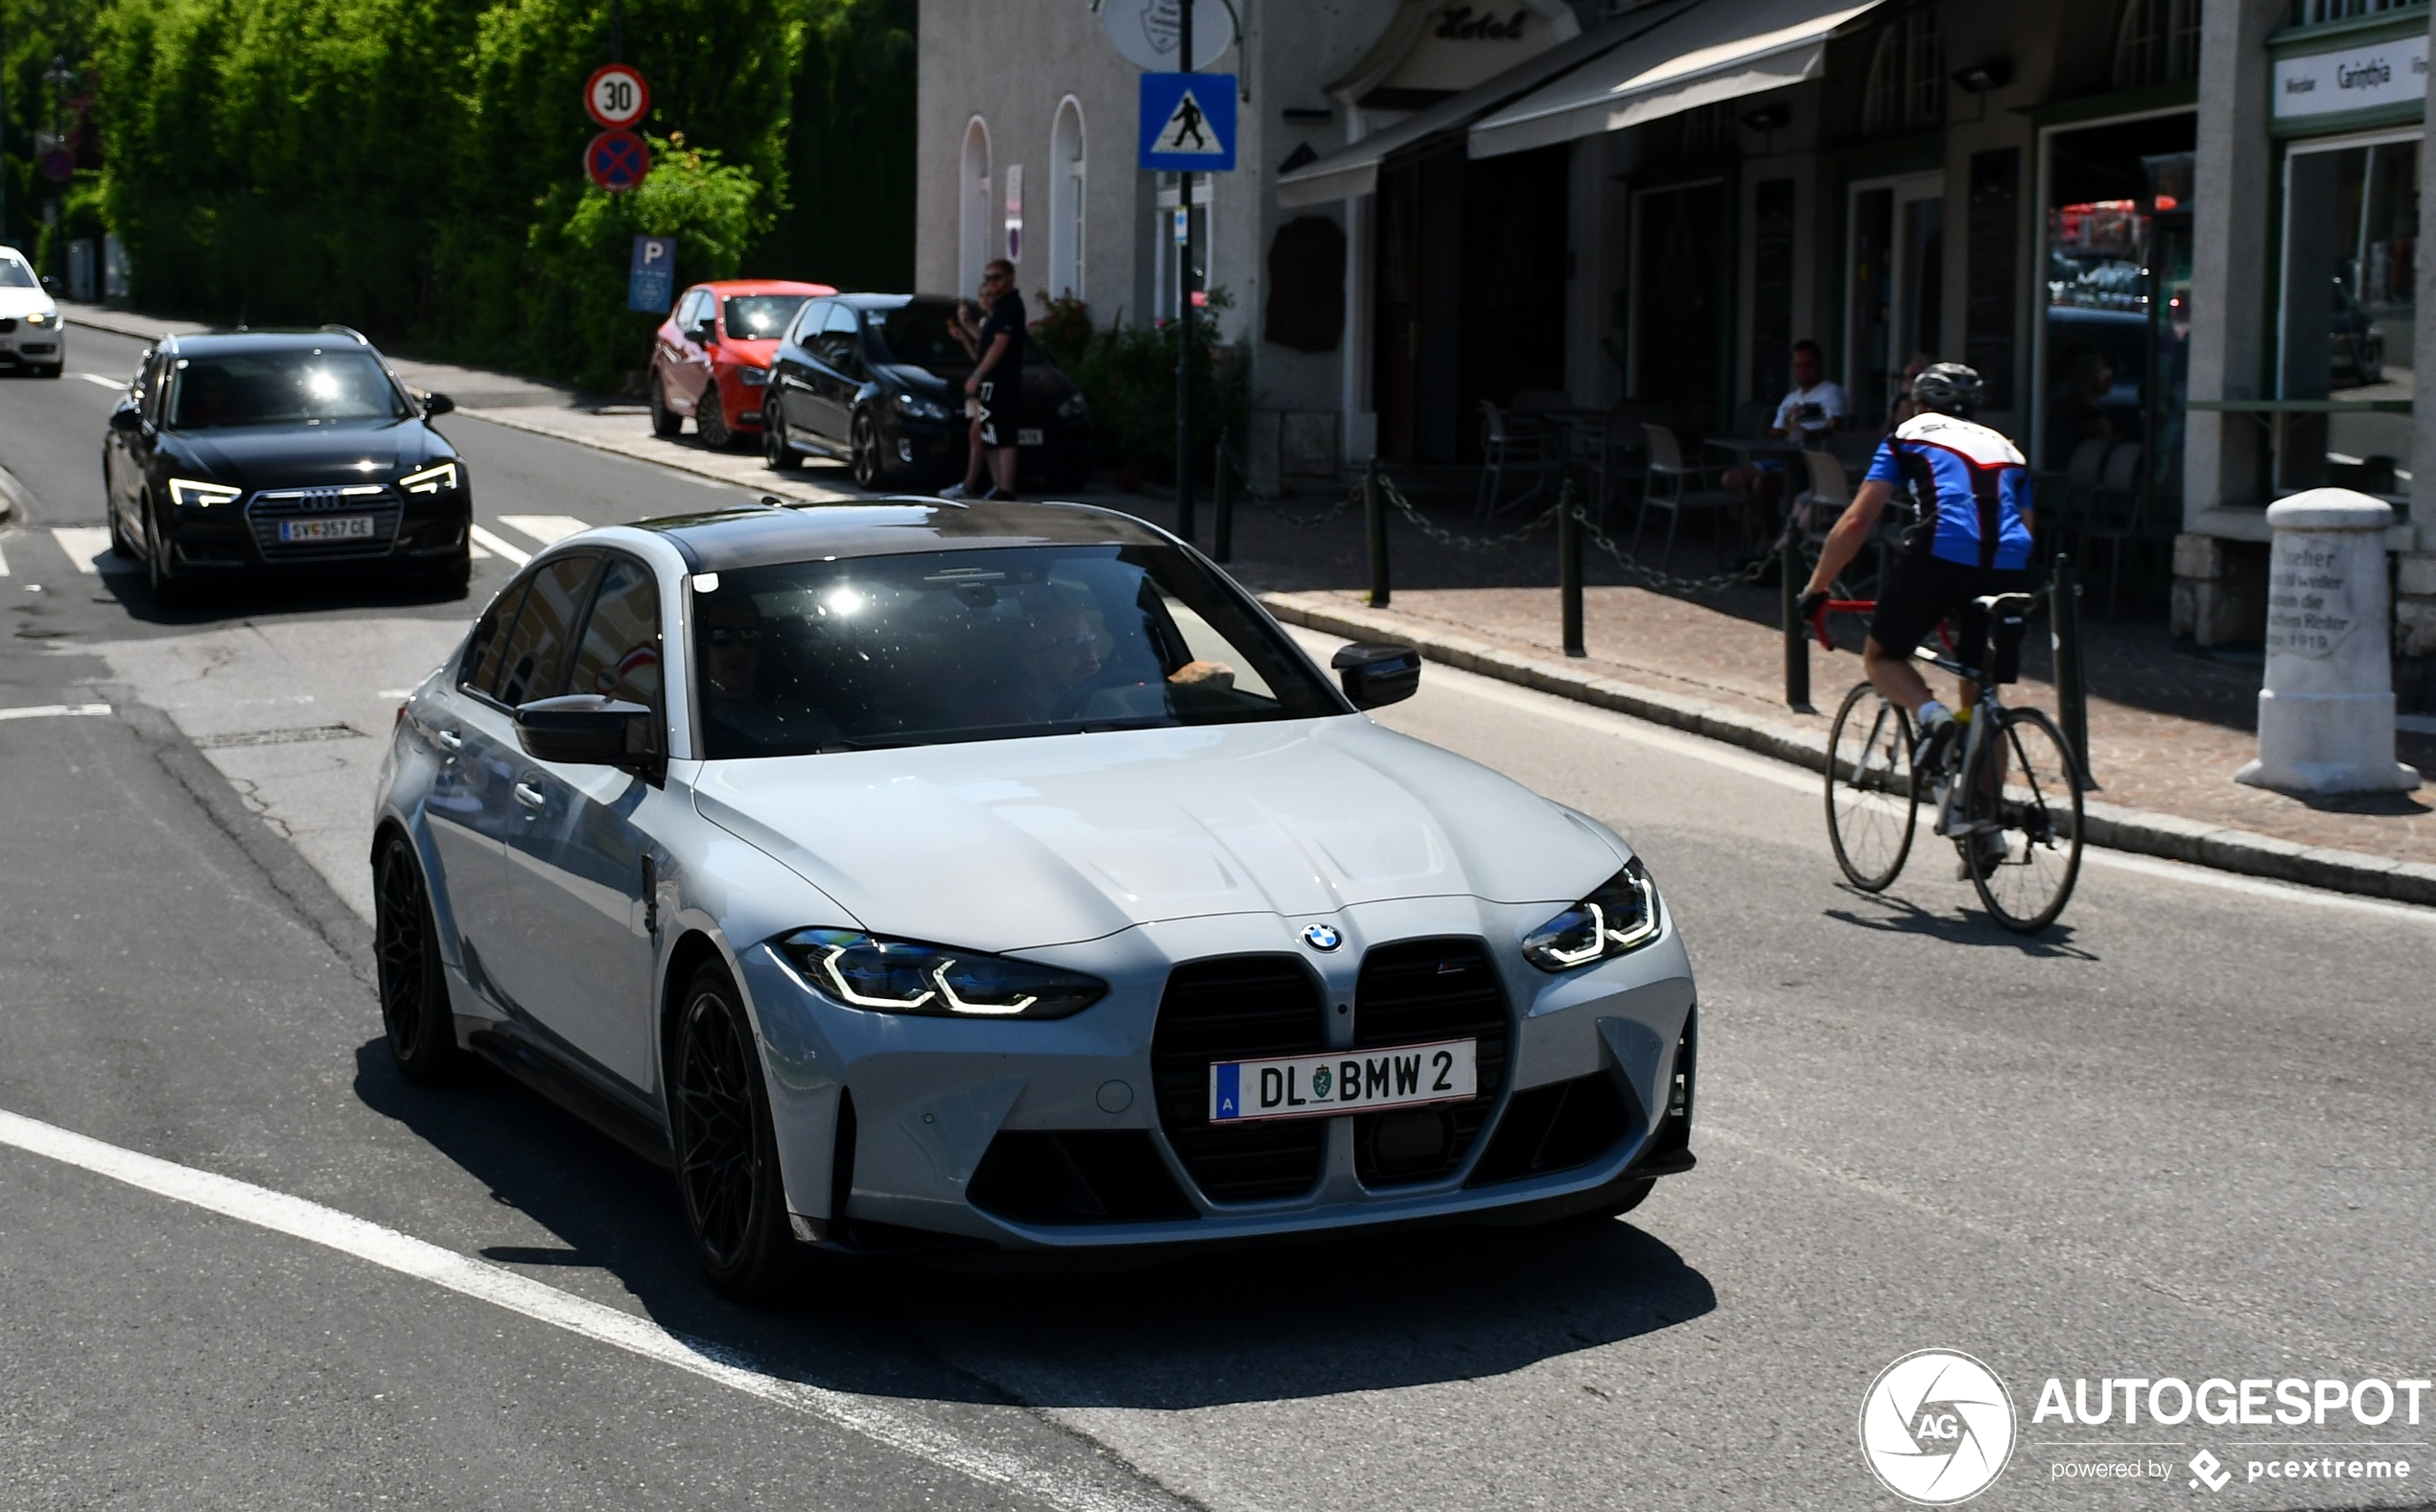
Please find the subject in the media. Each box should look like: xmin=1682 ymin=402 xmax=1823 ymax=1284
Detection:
xmin=1860 ymin=1350 xmax=2018 ymax=1504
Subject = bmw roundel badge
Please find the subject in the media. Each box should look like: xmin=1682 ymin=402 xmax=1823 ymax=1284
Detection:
xmin=1300 ymin=922 xmax=1343 ymax=952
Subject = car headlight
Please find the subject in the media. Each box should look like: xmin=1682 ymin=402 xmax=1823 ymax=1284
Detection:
xmin=398 ymin=461 xmax=460 ymax=495
xmin=1056 ymin=392 xmax=1089 ymax=420
xmin=777 ymin=929 xmax=1107 ymax=1019
xmin=1519 ymin=859 xmax=1663 ymax=971
xmin=736 ymin=365 xmax=771 ymax=387
xmin=168 ymin=477 xmax=242 ymax=508
xmin=26 ymin=311 xmax=52 ymax=327
xmin=895 ymin=390 xmax=950 ymax=421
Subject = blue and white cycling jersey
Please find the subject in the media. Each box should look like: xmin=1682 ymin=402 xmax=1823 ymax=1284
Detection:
xmin=1863 ymin=413 xmax=2034 ymax=570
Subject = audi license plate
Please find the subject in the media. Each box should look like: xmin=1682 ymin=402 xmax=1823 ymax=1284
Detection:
xmin=1209 ymin=1038 xmax=1476 ymax=1124
xmin=277 ymin=516 xmax=375 ymax=543
xmin=1018 ymin=427 xmax=1044 ymax=447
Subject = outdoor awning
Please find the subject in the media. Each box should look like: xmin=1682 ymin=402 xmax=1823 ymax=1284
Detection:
xmin=1467 ymin=0 xmax=1885 ymax=160
xmin=1275 ymin=0 xmax=1700 ymax=208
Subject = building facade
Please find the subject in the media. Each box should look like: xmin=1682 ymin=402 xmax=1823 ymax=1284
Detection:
xmin=916 ymin=0 xmax=2436 ymax=681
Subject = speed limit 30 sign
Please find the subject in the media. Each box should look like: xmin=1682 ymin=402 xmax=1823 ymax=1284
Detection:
xmin=584 ymin=63 xmax=649 ymax=129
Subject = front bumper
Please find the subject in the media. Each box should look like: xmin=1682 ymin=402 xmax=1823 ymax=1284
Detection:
xmin=740 ymin=895 xmax=1698 ymax=1253
xmin=161 ymin=483 xmax=473 ymax=571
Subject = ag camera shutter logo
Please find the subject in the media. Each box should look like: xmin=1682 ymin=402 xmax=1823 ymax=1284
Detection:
xmin=1860 ymin=1350 xmax=2018 ymax=1504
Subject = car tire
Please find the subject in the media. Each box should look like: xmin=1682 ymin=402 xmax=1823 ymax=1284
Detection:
xmin=142 ymin=502 xmax=186 ymax=608
xmin=851 ymin=411 xmax=889 ymax=491
xmin=762 ymin=399 xmax=803 ymax=472
xmin=430 ymin=547 xmax=473 ymax=598
xmin=670 ymin=962 xmax=798 ymax=1303
xmin=375 ymin=835 xmax=461 ymax=1083
xmin=649 ymin=374 xmax=682 ymax=439
xmin=107 ymin=501 xmax=134 ymax=558
xmin=697 ymin=390 xmax=736 ymax=450
xmin=35 ymin=363 xmax=62 ymax=379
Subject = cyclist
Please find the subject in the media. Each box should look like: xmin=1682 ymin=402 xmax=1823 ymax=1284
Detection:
xmin=1796 ymin=362 xmax=2033 ymax=871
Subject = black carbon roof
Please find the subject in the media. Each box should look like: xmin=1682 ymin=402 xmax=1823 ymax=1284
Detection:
xmin=631 ymin=499 xmax=1177 ymax=571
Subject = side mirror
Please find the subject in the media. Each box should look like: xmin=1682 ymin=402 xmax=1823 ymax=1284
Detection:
xmin=40 ymin=274 xmax=59 ymax=294
xmin=1331 ymin=642 xmax=1421 ymax=710
xmin=690 ymin=322 xmax=717 ymax=345
xmin=108 ymin=404 xmax=144 ymax=432
xmin=515 ymin=695 xmax=661 ymax=773
xmin=421 ymin=391 xmax=455 ymax=417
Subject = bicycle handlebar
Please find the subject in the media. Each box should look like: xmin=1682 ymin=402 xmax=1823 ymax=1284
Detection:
xmin=1807 ymin=599 xmax=1875 ymax=650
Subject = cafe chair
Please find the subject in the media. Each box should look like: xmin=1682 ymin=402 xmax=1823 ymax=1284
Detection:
xmin=2073 ymin=441 xmax=2158 ymax=618
xmin=1635 ymin=424 xmax=1741 ymax=573
xmin=1475 ymin=400 xmax=1556 ymax=523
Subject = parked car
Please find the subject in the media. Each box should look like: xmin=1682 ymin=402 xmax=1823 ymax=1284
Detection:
xmin=0 ymin=245 xmax=64 ymax=377
xmin=371 ymin=500 xmax=1697 ymax=1297
xmin=761 ymin=292 xmax=1090 ymax=492
xmin=649 ymin=279 xmax=834 ymax=449
xmin=102 ymin=328 xmax=471 ymax=602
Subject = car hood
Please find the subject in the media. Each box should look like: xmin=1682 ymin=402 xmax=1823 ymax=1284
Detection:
xmin=0 ymin=291 xmax=58 ymax=320
xmin=716 ymin=338 xmax=780 ymax=369
xmin=691 ymin=717 xmax=1626 ymax=953
xmin=162 ymin=421 xmax=448 ymax=491
xmin=878 ymin=362 xmax=957 ymax=399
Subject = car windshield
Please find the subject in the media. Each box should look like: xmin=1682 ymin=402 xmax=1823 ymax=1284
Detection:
xmin=166 ymin=347 xmax=412 ymax=429
xmin=724 ymin=294 xmax=808 ymax=339
xmin=0 ymin=258 xmax=36 ymax=289
xmin=863 ymin=298 xmax=977 ymax=375
xmin=693 ymin=544 xmax=1342 ymax=757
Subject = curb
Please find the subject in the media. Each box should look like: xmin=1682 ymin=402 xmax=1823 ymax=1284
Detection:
xmin=1261 ymin=591 xmax=2436 ymax=910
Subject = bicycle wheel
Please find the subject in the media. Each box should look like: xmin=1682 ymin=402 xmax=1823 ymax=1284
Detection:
xmin=1963 ymin=707 xmax=2085 ymax=933
xmin=1825 ymin=683 xmax=1918 ymax=891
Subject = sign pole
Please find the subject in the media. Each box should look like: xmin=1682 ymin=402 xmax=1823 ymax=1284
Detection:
xmin=1175 ymin=0 xmax=1195 ymax=544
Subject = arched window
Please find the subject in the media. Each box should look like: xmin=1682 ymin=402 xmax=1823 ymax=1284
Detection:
xmin=1049 ymin=99 xmax=1087 ymax=301
xmin=1862 ymin=12 xmax=1943 ymax=137
xmin=959 ymin=118 xmax=992 ymax=294
xmin=2113 ymin=0 xmax=2202 ymax=87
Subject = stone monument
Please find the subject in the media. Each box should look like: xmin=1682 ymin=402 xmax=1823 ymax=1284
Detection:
xmin=2235 ymin=489 xmax=2421 ymax=795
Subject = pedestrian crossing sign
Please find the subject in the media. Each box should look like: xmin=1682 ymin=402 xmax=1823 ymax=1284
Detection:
xmin=1139 ymin=72 xmax=1236 ymax=172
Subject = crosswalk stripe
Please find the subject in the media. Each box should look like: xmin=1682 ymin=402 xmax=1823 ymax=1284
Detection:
xmin=497 ymin=514 xmax=591 ymax=547
xmin=49 ymin=526 xmax=116 ymax=574
xmin=0 ymin=703 xmax=111 ymax=722
xmin=466 ymin=523 xmax=530 ymax=566
xmin=72 ymin=372 xmax=126 ymax=390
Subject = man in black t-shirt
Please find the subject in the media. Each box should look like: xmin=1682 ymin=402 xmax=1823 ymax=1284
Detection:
xmin=966 ymin=260 xmax=1025 ymax=500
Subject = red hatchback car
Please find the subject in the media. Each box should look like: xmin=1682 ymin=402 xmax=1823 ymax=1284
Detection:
xmin=650 ymin=278 xmax=834 ymax=449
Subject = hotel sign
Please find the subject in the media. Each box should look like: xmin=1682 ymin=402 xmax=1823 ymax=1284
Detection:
xmin=2272 ymin=32 xmax=2428 ymax=120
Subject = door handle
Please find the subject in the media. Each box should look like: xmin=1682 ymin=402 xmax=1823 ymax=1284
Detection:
xmin=513 ymin=779 xmax=548 ymax=810
xmin=433 ymin=729 xmax=464 ymax=753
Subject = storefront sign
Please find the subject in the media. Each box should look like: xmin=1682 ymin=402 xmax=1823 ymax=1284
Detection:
xmin=2272 ymin=33 xmax=2428 ymax=120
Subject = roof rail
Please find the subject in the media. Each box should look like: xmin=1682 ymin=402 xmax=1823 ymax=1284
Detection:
xmin=317 ymin=324 xmax=371 ymax=345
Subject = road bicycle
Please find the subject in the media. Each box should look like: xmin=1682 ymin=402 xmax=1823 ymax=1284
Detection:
xmin=1809 ymin=593 xmax=2085 ymax=933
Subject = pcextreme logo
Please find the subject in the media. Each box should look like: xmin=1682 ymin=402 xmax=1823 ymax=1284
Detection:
xmin=1861 ymin=1350 xmax=2020 ymax=1505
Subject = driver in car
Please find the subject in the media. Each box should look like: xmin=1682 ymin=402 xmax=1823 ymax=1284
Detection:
xmin=990 ymin=593 xmax=1237 ymax=725
xmin=700 ymin=593 xmax=841 ymax=753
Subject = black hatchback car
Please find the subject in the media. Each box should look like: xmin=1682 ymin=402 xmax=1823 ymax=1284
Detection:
xmin=761 ymin=293 xmax=1089 ymax=492
xmin=103 ymin=328 xmax=472 ymax=601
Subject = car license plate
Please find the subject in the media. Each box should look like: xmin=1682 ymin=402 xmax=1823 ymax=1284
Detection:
xmin=277 ymin=516 xmax=375 ymax=543
xmin=1018 ymin=427 xmax=1044 ymax=447
xmin=1208 ymin=1037 xmax=1477 ymax=1123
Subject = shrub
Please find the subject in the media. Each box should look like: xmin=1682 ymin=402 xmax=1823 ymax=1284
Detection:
xmin=1069 ymin=292 xmax=1249 ymax=485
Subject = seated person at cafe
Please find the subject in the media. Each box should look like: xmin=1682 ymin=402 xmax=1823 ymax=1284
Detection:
xmin=1726 ymin=338 xmax=1849 ymax=537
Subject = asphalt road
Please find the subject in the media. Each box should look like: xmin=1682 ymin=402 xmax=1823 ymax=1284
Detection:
xmin=3 ymin=324 xmax=2434 ymax=1511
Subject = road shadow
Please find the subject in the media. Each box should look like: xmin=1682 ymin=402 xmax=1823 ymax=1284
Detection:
xmin=1823 ymin=887 xmax=2099 ymax=960
xmin=351 ymin=1038 xmax=1716 ymax=1409
xmin=95 ymin=558 xmax=479 ymax=630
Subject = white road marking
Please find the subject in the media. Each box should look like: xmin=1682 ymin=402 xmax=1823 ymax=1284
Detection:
xmin=49 ymin=526 xmax=120 ymax=574
xmin=0 ymin=1105 xmax=1170 ymax=1512
xmin=466 ymin=523 xmax=530 ymax=566
xmin=0 ymin=703 xmax=111 ymax=722
xmin=1319 ymin=633 xmax=2436 ymax=924
xmin=0 ymin=537 xmax=9 ymax=575
xmin=497 ymin=514 xmax=590 ymax=547
xmin=73 ymin=371 xmax=126 ymax=390
xmin=377 ymin=688 xmax=417 ymax=700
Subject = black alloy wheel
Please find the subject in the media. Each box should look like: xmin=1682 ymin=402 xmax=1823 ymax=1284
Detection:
xmin=374 ymin=836 xmax=459 ymax=1083
xmin=696 ymin=389 xmax=736 ymax=450
xmin=762 ymin=399 xmax=802 ymax=471
xmin=671 ymin=964 xmax=797 ymax=1301
xmin=850 ymin=411 xmax=887 ymax=490
xmin=431 ymin=547 xmax=473 ymax=599
xmin=648 ymin=373 xmax=682 ymax=438
xmin=106 ymin=497 xmax=134 ymax=557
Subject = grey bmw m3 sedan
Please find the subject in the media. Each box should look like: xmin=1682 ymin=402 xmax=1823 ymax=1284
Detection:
xmin=370 ymin=498 xmax=1697 ymax=1298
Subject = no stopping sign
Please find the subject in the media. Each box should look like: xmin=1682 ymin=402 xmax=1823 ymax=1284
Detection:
xmin=585 ymin=63 xmax=649 ymax=128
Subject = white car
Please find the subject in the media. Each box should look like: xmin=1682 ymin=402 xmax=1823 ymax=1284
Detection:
xmin=371 ymin=499 xmax=1698 ymax=1297
xmin=0 ymin=247 xmax=63 ymax=377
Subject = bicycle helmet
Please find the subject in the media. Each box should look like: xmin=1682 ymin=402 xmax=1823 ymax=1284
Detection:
xmin=1909 ymin=362 xmax=1983 ymax=417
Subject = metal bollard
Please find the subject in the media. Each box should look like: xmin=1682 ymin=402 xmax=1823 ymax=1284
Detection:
xmin=1558 ymin=480 xmax=1584 ymax=658
xmin=1364 ymin=460 xmax=1390 ymax=609
xmin=1212 ymin=434 xmax=1233 ymax=563
xmin=1781 ymin=531 xmax=1812 ymax=712
xmin=2050 ymin=554 xmax=2097 ymax=791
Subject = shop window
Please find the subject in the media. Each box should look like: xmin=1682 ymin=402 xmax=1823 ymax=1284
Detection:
xmin=2286 ymin=0 xmax=2425 ymax=28
xmin=1049 ymin=99 xmax=1086 ymax=301
xmin=960 ymin=119 xmax=992 ymax=295
xmin=2112 ymin=0 xmax=2201 ymax=88
xmin=1862 ymin=13 xmax=1943 ymax=137
xmin=2276 ymin=134 xmax=2418 ymax=498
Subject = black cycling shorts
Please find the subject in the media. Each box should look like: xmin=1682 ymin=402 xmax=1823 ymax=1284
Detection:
xmin=1869 ymin=551 xmax=2030 ymax=675
xmin=976 ymin=377 xmax=1021 ymax=449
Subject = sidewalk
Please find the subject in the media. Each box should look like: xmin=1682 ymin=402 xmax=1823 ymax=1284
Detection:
xmin=59 ymin=302 xmax=2436 ymax=904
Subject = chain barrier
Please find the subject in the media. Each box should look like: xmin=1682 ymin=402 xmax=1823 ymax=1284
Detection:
xmin=1377 ymin=472 xmax=1559 ymax=551
xmin=1215 ymin=441 xmax=1357 ymax=529
xmin=1564 ymin=500 xmax=1788 ymax=595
